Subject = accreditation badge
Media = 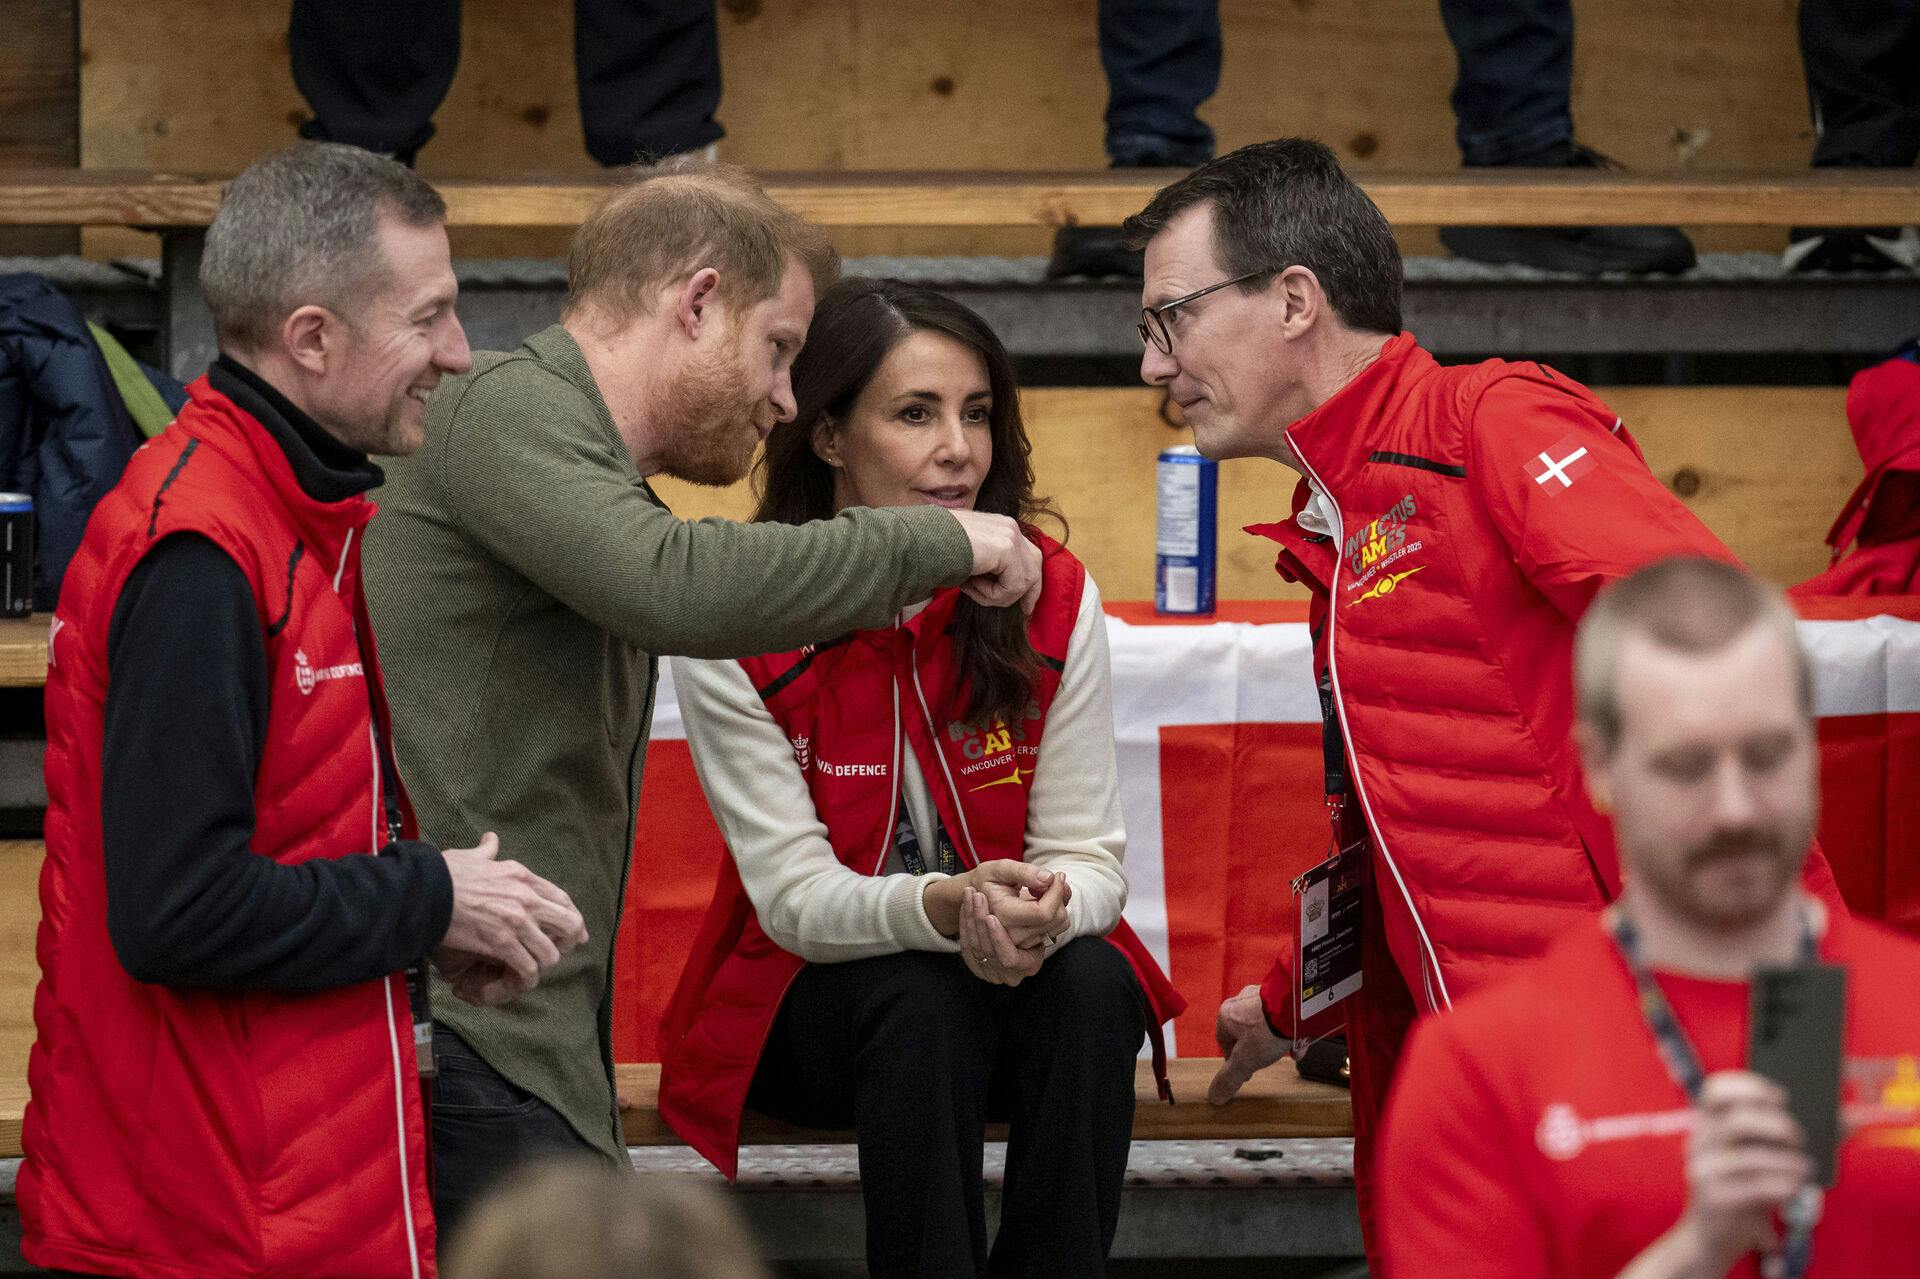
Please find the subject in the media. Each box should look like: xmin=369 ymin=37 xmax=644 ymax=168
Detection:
xmin=1294 ymin=841 xmax=1365 ymax=1022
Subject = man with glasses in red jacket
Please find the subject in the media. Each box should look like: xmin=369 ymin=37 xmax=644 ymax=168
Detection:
xmin=1121 ymin=138 xmax=1846 ymax=1259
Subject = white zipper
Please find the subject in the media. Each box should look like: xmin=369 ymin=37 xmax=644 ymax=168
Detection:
xmin=869 ymin=676 xmax=904 ymax=876
xmin=333 ymin=527 xmax=354 ymax=594
xmin=367 ymin=723 xmax=382 ymax=854
xmin=381 ymin=977 xmax=423 ymax=1279
xmin=1288 ymin=432 xmax=1452 ymax=1012
xmin=910 ymin=662 xmax=981 ymax=866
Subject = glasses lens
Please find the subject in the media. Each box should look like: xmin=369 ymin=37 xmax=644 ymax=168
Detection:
xmin=1141 ymin=310 xmax=1172 ymax=353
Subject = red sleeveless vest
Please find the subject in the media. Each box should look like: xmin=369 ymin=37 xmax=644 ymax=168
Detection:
xmin=26 ymin=379 xmax=435 ymax=1278
xmin=658 ymin=537 xmax=1184 ymax=1178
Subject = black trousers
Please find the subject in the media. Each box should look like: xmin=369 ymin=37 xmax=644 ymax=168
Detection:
xmin=287 ymin=0 xmax=722 ymax=166
xmin=428 ymin=1024 xmax=601 ymax=1252
xmin=748 ymin=940 xmax=1147 ymax=1279
xmin=1800 ymin=0 xmax=1920 ymax=168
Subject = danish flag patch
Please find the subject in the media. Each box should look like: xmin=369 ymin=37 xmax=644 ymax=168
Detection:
xmin=1525 ymin=434 xmax=1600 ymax=493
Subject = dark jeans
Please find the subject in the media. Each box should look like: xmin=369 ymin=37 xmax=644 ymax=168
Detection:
xmin=288 ymin=0 xmax=722 ymax=166
xmin=1437 ymin=0 xmax=1575 ymax=164
xmin=1800 ymin=0 xmax=1920 ymax=168
xmin=429 ymin=1024 xmax=599 ymax=1251
xmin=748 ymin=941 xmax=1147 ymax=1279
xmin=1096 ymin=0 xmax=1573 ymax=167
xmin=1097 ymin=0 xmax=1222 ymax=166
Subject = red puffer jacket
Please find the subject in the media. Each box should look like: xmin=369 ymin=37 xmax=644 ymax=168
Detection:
xmin=658 ymin=538 xmax=1183 ymax=1178
xmin=1248 ymin=334 xmax=1845 ymax=1025
xmin=24 ymin=380 xmax=435 ymax=1279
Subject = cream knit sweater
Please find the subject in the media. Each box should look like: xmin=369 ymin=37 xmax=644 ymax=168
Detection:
xmin=673 ymin=579 xmax=1128 ymax=964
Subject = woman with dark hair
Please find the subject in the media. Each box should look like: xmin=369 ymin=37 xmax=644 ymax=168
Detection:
xmin=657 ymin=278 xmax=1183 ymax=1278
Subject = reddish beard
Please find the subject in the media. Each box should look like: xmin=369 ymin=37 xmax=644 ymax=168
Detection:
xmin=654 ymin=332 xmax=768 ymax=487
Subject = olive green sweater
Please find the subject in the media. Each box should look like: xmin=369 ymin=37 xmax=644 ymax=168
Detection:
xmin=362 ymin=325 xmax=973 ymax=1158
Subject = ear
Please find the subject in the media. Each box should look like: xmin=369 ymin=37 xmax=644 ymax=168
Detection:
xmin=281 ymin=304 xmax=335 ymax=375
xmin=1275 ymin=265 xmax=1324 ymax=335
xmin=810 ymin=415 xmax=843 ymax=467
xmin=672 ymin=267 xmax=723 ymax=341
xmin=1574 ymin=722 xmax=1615 ymax=814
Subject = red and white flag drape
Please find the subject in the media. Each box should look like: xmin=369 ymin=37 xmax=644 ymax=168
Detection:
xmin=614 ymin=599 xmax=1920 ymax=1062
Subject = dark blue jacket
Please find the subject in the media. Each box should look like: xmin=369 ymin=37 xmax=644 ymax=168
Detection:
xmin=0 ymin=274 xmax=187 ymax=609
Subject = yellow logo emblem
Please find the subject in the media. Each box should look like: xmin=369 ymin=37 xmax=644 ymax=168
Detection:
xmin=971 ymin=767 xmax=1034 ymax=792
xmin=1348 ymin=566 xmax=1426 ymax=608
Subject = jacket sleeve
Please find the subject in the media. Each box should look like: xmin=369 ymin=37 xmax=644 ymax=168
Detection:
xmin=435 ymin=363 xmax=976 ymax=658
xmin=672 ymin=655 xmax=960 ymax=962
xmin=1023 ymin=576 xmax=1129 ymax=941
xmin=100 ymin=534 xmax=454 ymax=990
xmin=1465 ymin=375 xmax=1739 ymax=621
xmin=1374 ymin=1013 xmax=1555 ymax=1278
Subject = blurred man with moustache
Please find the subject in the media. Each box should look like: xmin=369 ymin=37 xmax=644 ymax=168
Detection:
xmin=1377 ymin=558 xmax=1920 ymax=1278
xmin=24 ymin=143 xmax=586 ymax=1279
xmin=362 ymin=156 xmax=1047 ymax=1238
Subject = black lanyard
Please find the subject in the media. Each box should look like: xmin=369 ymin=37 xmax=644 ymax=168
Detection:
xmin=1609 ymin=908 xmax=1822 ymax=1279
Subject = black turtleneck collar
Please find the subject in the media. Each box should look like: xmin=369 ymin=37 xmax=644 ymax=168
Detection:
xmin=210 ymin=355 xmax=385 ymax=505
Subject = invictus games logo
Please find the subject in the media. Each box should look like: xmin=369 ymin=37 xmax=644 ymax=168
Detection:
xmin=1344 ymin=494 xmax=1416 ymax=576
xmin=790 ymin=733 xmax=811 ymax=771
xmin=947 ymin=701 xmax=1043 ymax=762
xmin=295 ymin=648 xmax=316 ymax=695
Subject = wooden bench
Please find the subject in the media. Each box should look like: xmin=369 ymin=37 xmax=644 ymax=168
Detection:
xmin=6 ymin=167 xmax=1917 ymax=379
xmin=618 ymin=1057 xmax=1351 ymax=1148
xmin=4 ymin=168 xmax=1918 ymax=230
xmin=0 ymin=617 xmax=46 ymax=689
xmin=0 ymin=1052 xmax=1348 ymax=1162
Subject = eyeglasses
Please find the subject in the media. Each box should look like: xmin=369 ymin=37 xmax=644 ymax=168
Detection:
xmin=1137 ymin=269 xmax=1278 ymax=354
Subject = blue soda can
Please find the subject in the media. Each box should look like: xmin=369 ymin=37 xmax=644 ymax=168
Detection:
xmin=0 ymin=493 xmax=32 ymax=618
xmin=1155 ymin=445 xmax=1216 ymax=616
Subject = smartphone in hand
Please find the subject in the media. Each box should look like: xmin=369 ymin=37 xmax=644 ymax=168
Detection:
xmin=1749 ymin=963 xmax=1847 ymax=1186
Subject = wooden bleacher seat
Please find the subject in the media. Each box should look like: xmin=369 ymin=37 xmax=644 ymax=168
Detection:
xmin=0 ymin=1048 xmax=1350 ymax=1162
xmin=1 ymin=168 xmax=1916 ymax=230
xmin=616 ymin=1058 xmax=1353 ymax=1148
xmin=0 ymin=617 xmax=47 ymax=689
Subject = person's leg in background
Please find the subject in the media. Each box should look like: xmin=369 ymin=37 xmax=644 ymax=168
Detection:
xmin=1786 ymin=0 xmax=1920 ymax=272
xmin=1048 ymin=0 xmax=1222 ymax=279
xmin=986 ymin=938 xmax=1146 ymax=1277
xmin=288 ymin=0 xmax=462 ymax=165
xmin=429 ymin=1025 xmax=605 ymax=1254
xmin=1434 ymin=0 xmax=1696 ymax=275
xmin=574 ymin=0 xmax=724 ymax=166
xmin=750 ymin=952 xmax=999 ymax=1279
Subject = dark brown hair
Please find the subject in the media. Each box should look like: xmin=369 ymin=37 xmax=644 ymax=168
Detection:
xmin=1122 ymin=137 xmax=1404 ymax=336
xmin=565 ymin=155 xmax=838 ymax=325
xmin=754 ymin=277 xmax=1061 ymax=728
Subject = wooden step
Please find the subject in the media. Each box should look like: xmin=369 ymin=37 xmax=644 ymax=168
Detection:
xmin=2 ymin=169 xmax=1915 ymax=229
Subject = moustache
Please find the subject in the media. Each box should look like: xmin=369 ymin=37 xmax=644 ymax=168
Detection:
xmin=1683 ymin=830 xmax=1785 ymax=872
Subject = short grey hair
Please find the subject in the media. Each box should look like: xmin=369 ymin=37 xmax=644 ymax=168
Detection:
xmin=201 ymin=142 xmax=448 ymax=353
xmin=1575 ymin=556 xmax=1813 ymax=751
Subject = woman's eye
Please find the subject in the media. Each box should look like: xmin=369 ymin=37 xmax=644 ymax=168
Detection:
xmin=964 ymin=406 xmax=991 ymax=424
xmin=900 ymin=405 xmax=930 ymax=423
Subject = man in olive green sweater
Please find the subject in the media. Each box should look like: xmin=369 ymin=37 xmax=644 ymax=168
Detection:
xmin=362 ymin=159 xmax=1041 ymax=1238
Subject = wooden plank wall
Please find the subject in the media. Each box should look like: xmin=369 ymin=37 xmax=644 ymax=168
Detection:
xmin=0 ymin=0 xmax=78 ymax=253
xmin=76 ymin=0 xmax=1814 ymax=258
xmin=652 ymin=386 xmax=1859 ymax=599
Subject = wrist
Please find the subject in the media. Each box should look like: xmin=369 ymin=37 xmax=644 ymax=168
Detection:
xmin=1620 ymin=1217 xmax=1721 ymax=1279
xmin=922 ymin=874 xmax=967 ymax=937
